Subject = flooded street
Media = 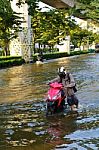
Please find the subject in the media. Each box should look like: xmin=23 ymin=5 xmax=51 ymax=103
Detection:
xmin=0 ymin=53 xmax=99 ymax=150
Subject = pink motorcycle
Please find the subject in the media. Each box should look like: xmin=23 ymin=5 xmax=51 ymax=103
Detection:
xmin=46 ymin=82 xmax=66 ymax=115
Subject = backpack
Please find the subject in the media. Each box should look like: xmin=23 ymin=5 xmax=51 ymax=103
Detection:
xmin=67 ymin=72 xmax=77 ymax=93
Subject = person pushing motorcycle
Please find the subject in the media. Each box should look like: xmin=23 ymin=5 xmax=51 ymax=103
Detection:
xmin=49 ymin=66 xmax=79 ymax=111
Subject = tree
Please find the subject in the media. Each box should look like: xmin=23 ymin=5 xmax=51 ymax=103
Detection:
xmin=72 ymin=0 xmax=99 ymax=24
xmin=9 ymin=0 xmax=99 ymax=54
xmin=0 ymin=0 xmax=22 ymax=56
xmin=15 ymin=0 xmax=39 ymax=16
xmin=31 ymin=8 xmax=78 ymax=53
xmin=71 ymin=28 xmax=97 ymax=49
xmin=16 ymin=0 xmax=99 ymax=24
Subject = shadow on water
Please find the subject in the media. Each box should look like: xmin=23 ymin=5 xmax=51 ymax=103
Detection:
xmin=0 ymin=53 xmax=99 ymax=150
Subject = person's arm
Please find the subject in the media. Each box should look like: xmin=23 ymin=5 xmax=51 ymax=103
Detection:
xmin=46 ymin=76 xmax=60 ymax=85
xmin=48 ymin=76 xmax=60 ymax=84
xmin=66 ymin=73 xmax=75 ymax=87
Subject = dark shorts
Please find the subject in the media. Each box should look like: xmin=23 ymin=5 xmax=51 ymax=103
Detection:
xmin=67 ymin=95 xmax=79 ymax=107
xmin=61 ymin=90 xmax=65 ymax=97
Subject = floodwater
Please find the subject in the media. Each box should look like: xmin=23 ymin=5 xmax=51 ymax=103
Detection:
xmin=0 ymin=53 xmax=99 ymax=150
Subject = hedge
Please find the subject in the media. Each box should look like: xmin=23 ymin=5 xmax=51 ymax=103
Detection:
xmin=0 ymin=50 xmax=90 ymax=69
xmin=33 ymin=50 xmax=89 ymax=62
xmin=0 ymin=56 xmax=25 ymax=69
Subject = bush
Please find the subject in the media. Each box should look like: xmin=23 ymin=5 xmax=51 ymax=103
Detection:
xmin=43 ymin=52 xmax=69 ymax=60
xmin=0 ymin=56 xmax=25 ymax=69
xmin=32 ymin=50 xmax=89 ymax=62
xmin=70 ymin=50 xmax=89 ymax=56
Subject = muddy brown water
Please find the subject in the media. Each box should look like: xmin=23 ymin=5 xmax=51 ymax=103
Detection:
xmin=0 ymin=53 xmax=99 ymax=150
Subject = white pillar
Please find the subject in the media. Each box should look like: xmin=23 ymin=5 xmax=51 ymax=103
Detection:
xmin=57 ymin=36 xmax=70 ymax=54
xmin=65 ymin=35 xmax=70 ymax=54
xmin=27 ymin=15 xmax=33 ymax=62
xmin=10 ymin=0 xmax=33 ymax=62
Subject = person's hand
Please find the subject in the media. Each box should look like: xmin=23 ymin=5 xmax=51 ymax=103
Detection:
xmin=46 ymin=81 xmax=50 ymax=85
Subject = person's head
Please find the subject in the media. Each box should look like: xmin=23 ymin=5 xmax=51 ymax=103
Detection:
xmin=58 ymin=66 xmax=66 ymax=78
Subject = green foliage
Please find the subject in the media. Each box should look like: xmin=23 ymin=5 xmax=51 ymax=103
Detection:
xmin=71 ymin=28 xmax=96 ymax=48
xmin=26 ymin=0 xmax=39 ymax=16
xmin=16 ymin=0 xmax=99 ymax=24
xmin=31 ymin=8 xmax=78 ymax=53
xmin=0 ymin=56 xmax=23 ymax=61
xmin=0 ymin=0 xmax=22 ymax=55
xmin=16 ymin=0 xmax=40 ymax=16
xmin=0 ymin=0 xmax=98 ymax=57
xmin=73 ymin=0 xmax=99 ymax=24
xmin=33 ymin=50 xmax=89 ymax=62
xmin=70 ymin=50 xmax=89 ymax=56
xmin=43 ymin=52 xmax=69 ymax=60
xmin=30 ymin=0 xmax=98 ymax=53
xmin=0 ymin=56 xmax=25 ymax=68
xmin=33 ymin=52 xmax=69 ymax=61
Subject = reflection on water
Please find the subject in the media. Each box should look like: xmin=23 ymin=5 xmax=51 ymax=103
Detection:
xmin=0 ymin=53 xmax=99 ymax=150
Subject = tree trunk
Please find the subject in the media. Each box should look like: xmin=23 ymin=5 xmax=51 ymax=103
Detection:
xmin=32 ymin=31 xmax=36 ymax=54
xmin=4 ymin=41 xmax=10 ymax=56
